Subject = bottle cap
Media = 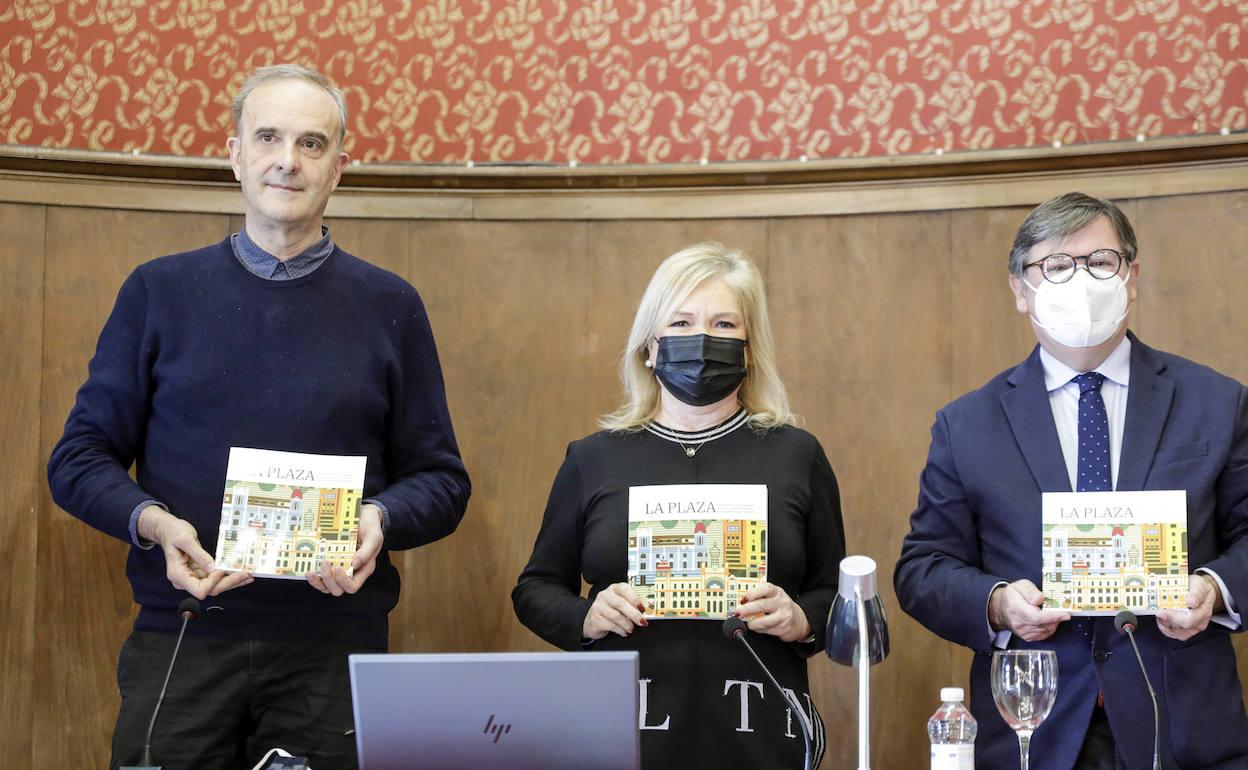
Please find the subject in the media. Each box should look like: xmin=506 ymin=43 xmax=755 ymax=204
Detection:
xmin=940 ymin=687 xmax=964 ymax=702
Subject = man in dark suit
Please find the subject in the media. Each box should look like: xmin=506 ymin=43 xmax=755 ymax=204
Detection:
xmin=895 ymin=192 xmax=1248 ymax=769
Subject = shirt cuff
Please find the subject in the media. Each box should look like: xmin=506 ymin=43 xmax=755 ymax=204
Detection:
xmin=1195 ymin=568 xmax=1242 ymax=630
xmin=129 ymin=500 xmax=166 ymax=549
xmin=361 ymin=498 xmax=390 ymax=534
xmin=987 ymin=580 xmax=1012 ymax=648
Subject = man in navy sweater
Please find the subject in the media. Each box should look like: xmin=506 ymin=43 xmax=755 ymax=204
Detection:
xmin=48 ymin=64 xmax=471 ymax=770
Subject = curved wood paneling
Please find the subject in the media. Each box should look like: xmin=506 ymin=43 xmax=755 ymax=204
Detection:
xmin=4 ymin=159 xmax=1248 ymax=768
xmin=2 ymin=135 xmax=1246 ymax=188
xmin=2 ymin=135 xmax=1247 ymax=221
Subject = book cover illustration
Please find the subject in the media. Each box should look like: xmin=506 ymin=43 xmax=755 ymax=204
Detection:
xmin=1041 ymin=489 xmax=1188 ymax=615
xmin=215 ymin=447 xmax=367 ymax=579
xmin=627 ymin=484 xmax=767 ymax=620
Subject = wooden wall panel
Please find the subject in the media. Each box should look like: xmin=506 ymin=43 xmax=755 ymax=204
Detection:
xmin=1131 ymin=191 xmax=1248 ymax=696
xmin=398 ymin=220 xmax=592 ymax=653
xmin=37 ymin=208 xmax=230 ymax=768
xmin=0 ymin=203 xmax=45 ymax=767
xmin=1132 ymin=191 xmax=1248 ymax=383
xmin=13 ymin=184 xmax=1248 ymax=768
xmin=584 ymin=221 xmax=771 ymax=418
xmin=768 ymin=211 xmax=954 ymax=768
xmin=949 ymin=206 xmax=1038 ymax=395
xmin=321 ymin=218 xmax=410 ymax=279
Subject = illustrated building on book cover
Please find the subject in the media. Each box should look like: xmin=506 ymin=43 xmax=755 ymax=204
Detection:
xmin=215 ymin=447 xmax=367 ymax=579
xmin=1041 ymin=490 xmax=1188 ymax=614
xmin=627 ymin=484 xmax=767 ymax=619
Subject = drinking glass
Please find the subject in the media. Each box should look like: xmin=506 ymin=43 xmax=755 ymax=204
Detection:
xmin=991 ymin=649 xmax=1058 ymax=770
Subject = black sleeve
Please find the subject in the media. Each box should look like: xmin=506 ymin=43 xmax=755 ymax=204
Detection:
xmin=793 ymin=439 xmax=846 ymax=657
xmin=512 ymin=444 xmax=593 ymax=650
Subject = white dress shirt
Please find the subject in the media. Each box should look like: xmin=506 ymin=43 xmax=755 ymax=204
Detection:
xmin=1040 ymin=336 xmax=1131 ymax=492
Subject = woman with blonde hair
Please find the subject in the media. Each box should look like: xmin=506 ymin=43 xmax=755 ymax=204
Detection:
xmin=513 ymin=242 xmax=845 ymax=769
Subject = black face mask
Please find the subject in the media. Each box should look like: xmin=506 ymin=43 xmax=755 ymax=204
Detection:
xmin=653 ymin=334 xmax=747 ymax=407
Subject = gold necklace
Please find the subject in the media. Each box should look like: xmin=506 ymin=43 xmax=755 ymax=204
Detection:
xmin=677 ymin=438 xmax=709 ymax=457
xmin=644 ymin=409 xmax=748 ymax=459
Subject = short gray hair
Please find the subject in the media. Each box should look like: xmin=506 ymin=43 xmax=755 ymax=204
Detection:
xmin=1008 ymin=192 xmax=1137 ymax=276
xmin=231 ymin=64 xmax=348 ymax=146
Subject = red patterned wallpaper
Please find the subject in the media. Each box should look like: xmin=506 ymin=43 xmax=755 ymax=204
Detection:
xmin=1 ymin=1 xmax=1245 ymax=164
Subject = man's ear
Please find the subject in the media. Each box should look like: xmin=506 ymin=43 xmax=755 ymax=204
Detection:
xmin=1009 ymin=275 xmax=1031 ymax=315
xmin=226 ymin=137 xmax=242 ymax=182
xmin=331 ymin=149 xmax=349 ymax=190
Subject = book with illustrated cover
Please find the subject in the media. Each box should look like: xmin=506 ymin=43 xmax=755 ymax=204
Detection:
xmin=1041 ymin=489 xmax=1188 ymax=615
xmin=627 ymin=484 xmax=767 ymax=620
xmin=214 ymin=447 xmax=367 ymax=579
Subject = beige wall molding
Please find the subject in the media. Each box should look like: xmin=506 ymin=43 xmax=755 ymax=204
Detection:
xmin=2 ymin=135 xmax=1245 ymax=220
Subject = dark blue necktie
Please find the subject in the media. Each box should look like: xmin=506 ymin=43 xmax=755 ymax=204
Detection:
xmin=1074 ymin=372 xmax=1111 ymax=492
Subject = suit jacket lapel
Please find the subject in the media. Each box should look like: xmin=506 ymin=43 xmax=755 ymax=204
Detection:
xmin=1001 ymin=346 xmax=1072 ymax=493
xmin=1117 ymin=332 xmax=1174 ymax=491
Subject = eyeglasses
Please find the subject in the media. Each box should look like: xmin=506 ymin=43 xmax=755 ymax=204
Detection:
xmin=1024 ymin=249 xmax=1125 ymax=284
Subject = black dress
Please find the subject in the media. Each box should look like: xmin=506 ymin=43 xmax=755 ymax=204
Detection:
xmin=513 ymin=413 xmax=846 ymax=770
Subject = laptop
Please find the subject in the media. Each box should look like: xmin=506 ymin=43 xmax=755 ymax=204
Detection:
xmin=349 ymin=651 xmax=640 ymax=770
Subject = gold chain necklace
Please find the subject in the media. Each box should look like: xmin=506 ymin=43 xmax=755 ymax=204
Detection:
xmin=677 ymin=438 xmax=710 ymax=458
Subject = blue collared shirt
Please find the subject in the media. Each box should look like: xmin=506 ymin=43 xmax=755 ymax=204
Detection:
xmin=231 ymin=225 xmax=335 ymax=280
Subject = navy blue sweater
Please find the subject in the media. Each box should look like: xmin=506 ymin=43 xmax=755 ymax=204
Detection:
xmin=48 ymin=239 xmax=470 ymax=648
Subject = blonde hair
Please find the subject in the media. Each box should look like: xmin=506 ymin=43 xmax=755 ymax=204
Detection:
xmin=600 ymin=242 xmax=795 ymax=431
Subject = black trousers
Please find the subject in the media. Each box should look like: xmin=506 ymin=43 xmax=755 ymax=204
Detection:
xmin=110 ymin=630 xmax=381 ymax=770
xmin=1073 ymin=704 xmax=1120 ymax=770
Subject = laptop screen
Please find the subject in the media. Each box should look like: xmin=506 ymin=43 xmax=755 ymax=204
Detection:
xmin=350 ymin=651 xmax=640 ymax=770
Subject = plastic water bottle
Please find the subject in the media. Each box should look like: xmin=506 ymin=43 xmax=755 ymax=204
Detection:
xmin=928 ymin=687 xmax=976 ymax=770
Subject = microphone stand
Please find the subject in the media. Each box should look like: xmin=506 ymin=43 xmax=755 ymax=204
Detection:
xmin=1117 ymin=612 xmax=1162 ymax=770
xmin=123 ymin=597 xmax=200 ymax=770
xmin=1125 ymin=630 xmax=1161 ymax=770
xmin=724 ymin=618 xmax=812 ymax=770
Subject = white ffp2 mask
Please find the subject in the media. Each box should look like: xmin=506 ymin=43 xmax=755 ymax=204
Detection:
xmin=1025 ymin=269 xmax=1130 ymax=348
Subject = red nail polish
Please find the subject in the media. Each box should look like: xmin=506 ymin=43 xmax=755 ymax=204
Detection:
xmin=739 ymin=596 xmax=747 ymax=605
xmin=638 ymin=618 xmax=649 ymax=627
xmin=636 ymin=603 xmax=646 ymax=612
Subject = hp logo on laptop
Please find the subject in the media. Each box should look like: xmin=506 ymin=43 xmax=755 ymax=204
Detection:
xmin=483 ymin=714 xmax=512 ymax=743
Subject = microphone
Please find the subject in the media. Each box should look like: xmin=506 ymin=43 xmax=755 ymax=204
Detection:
xmin=1114 ymin=610 xmax=1161 ymax=770
xmin=1113 ymin=609 xmax=1138 ymax=635
xmin=722 ymin=617 xmax=813 ymax=770
xmin=122 ymin=597 xmax=200 ymax=770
